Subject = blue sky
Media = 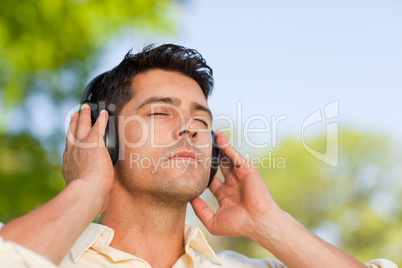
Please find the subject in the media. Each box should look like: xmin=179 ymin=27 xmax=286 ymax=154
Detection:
xmin=96 ymin=0 xmax=402 ymax=153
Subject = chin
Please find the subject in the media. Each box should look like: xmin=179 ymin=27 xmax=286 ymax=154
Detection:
xmin=150 ymin=168 xmax=208 ymax=203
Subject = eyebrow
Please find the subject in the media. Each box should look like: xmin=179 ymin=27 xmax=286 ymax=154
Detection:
xmin=137 ymin=96 xmax=181 ymax=110
xmin=137 ymin=96 xmax=212 ymax=120
xmin=191 ymin=102 xmax=213 ymax=121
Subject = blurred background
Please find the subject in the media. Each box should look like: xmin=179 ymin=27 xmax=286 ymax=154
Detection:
xmin=0 ymin=0 xmax=401 ymax=265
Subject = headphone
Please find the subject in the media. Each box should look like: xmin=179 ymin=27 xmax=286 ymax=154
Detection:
xmin=80 ymin=72 xmax=220 ymax=186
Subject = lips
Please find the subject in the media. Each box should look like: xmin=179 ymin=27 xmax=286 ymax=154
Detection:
xmin=169 ymin=150 xmax=199 ymax=163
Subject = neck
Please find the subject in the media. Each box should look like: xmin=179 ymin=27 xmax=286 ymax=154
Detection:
xmin=99 ymin=180 xmax=188 ymax=268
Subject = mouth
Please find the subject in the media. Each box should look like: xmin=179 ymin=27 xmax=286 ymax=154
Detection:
xmin=169 ymin=150 xmax=199 ymax=163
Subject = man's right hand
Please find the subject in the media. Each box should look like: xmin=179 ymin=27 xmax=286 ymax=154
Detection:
xmin=62 ymin=103 xmax=114 ymax=214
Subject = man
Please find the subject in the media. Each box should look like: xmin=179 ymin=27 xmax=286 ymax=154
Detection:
xmin=0 ymin=44 xmax=396 ymax=267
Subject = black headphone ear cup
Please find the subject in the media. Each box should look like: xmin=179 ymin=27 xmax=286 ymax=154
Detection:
xmin=89 ymin=107 xmax=119 ymax=166
xmin=82 ymin=72 xmax=119 ymax=166
xmin=89 ymin=107 xmax=99 ymax=126
xmin=105 ymin=116 xmax=119 ymax=165
xmin=208 ymin=131 xmax=220 ymax=186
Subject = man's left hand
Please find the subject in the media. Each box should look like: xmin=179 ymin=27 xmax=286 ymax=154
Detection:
xmin=190 ymin=130 xmax=280 ymax=239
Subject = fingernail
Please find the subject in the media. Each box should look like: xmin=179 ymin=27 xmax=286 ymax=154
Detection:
xmin=100 ymin=109 xmax=105 ymax=115
xmin=81 ymin=103 xmax=89 ymax=110
xmin=70 ymin=112 xmax=77 ymax=119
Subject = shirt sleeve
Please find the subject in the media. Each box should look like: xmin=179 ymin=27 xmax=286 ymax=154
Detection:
xmin=217 ymin=250 xmax=398 ymax=268
xmin=0 ymin=222 xmax=57 ymax=268
xmin=365 ymin=258 xmax=398 ymax=268
xmin=217 ymin=250 xmax=287 ymax=267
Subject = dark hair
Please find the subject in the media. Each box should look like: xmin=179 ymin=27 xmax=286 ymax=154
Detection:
xmin=92 ymin=44 xmax=214 ymax=116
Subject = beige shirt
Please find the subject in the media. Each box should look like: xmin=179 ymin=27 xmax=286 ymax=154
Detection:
xmin=0 ymin=222 xmax=397 ymax=268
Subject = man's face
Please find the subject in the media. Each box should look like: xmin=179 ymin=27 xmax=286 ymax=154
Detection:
xmin=115 ymin=69 xmax=213 ymax=203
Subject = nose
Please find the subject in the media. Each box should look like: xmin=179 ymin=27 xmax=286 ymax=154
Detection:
xmin=174 ymin=116 xmax=198 ymax=142
xmin=179 ymin=130 xmax=190 ymax=137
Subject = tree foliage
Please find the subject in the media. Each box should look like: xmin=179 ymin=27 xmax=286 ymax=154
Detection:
xmin=0 ymin=133 xmax=64 ymax=221
xmin=0 ymin=0 xmax=176 ymax=126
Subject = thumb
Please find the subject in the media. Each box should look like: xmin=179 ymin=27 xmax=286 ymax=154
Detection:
xmin=190 ymin=197 xmax=215 ymax=233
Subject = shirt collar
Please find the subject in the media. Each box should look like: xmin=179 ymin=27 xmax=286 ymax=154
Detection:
xmin=71 ymin=223 xmax=222 ymax=264
xmin=184 ymin=225 xmax=222 ymax=264
xmin=70 ymin=223 xmax=108 ymax=262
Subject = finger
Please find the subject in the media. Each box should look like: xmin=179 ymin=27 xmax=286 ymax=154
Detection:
xmin=215 ymin=130 xmax=246 ymax=168
xmin=219 ymin=153 xmax=234 ymax=177
xmin=66 ymin=111 xmax=79 ymax=145
xmin=208 ymin=177 xmax=223 ymax=196
xmin=88 ymin=109 xmax=109 ymax=146
xmin=190 ymin=197 xmax=215 ymax=232
xmin=217 ymin=148 xmax=236 ymax=178
xmin=76 ymin=104 xmax=92 ymax=141
xmin=220 ymin=162 xmax=235 ymax=182
xmin=70 ymin=111 xmax=79 ymax=138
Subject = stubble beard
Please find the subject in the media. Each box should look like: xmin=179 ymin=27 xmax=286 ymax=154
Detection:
xmin=116 ymin=156 xmax=210 ymax=208
xmin=116 ymin=138 xmax=212 ymax=207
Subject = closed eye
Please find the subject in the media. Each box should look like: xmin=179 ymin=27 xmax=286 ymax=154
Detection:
xmin=194 ymin=118 xmax=209 ymax=128
xmin=150 ymin=113 xmax=169 ymax=116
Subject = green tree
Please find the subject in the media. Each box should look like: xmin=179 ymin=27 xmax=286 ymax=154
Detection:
xmin=0 ymin=133 xmax=64 ymax=222
xmin=0 ymin=0 xmax=176 ymax=125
